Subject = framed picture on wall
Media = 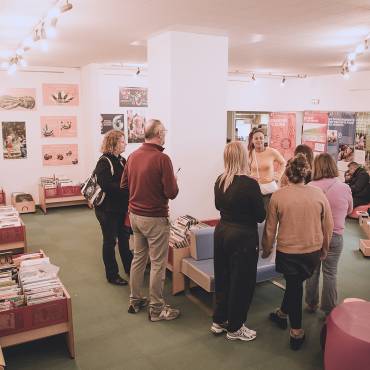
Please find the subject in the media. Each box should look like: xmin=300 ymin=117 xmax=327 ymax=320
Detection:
xmin=0 ymin=88 xmax=36 ymax=111
xmin=42 ymin=144 xmax=78 ymax=166
xmin=40 ymin=116 xmax=77 ymax=138
xmin=127 ymin=110 xmax=146 ymax=143
xmin=2 ymin=121 xmax=27 ymax=159
xmin=119 ymin=87 xmax=148 ymax=107
xmin=100 ymin=114 xmax=124 ymax=134
xmin=42 ymin=84 xmax=79 ymax=106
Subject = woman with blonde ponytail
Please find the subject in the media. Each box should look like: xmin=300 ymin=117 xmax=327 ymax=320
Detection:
xmin=211 ymin=141 xmax=265 ymax=342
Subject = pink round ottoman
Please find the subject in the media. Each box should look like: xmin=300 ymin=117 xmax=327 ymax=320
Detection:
xmin=325 ymin=301 xmax=370 ymax=370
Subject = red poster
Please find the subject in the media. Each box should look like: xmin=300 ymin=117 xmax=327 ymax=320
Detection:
xmin=268 ymin=112 xmax=296 ymax=160
xmin=302 ymin=112 xmax=329 ymax=154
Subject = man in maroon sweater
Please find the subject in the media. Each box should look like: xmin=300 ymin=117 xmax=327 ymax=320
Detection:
xmin=121 ymin=119 xmax=180 ymax=321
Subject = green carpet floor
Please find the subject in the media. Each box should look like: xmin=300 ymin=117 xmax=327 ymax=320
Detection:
xmin=3 ymin=206 xmax=370 ymax=370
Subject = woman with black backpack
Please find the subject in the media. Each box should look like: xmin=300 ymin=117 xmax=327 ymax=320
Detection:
xmin=94 ymin=130 xmax=133 ymax=285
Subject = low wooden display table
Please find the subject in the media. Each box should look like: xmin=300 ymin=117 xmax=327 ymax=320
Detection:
xmin=38 ymin=184 xmax=87 ymax=214
xmin=0 ymin=251 xmax=75 ymax=359
xmin=0 ymin=220 xmax=27 ymax=254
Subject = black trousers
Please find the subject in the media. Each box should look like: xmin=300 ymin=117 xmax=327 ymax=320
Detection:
xmin=213 ymin=222 xmax=258 ymax=332
xmin=277 ymin=251 xmax=321 ymax=329
xmin=95 ymin=208 xmax=133 ymax=280
xmin=281 ymin=274 xmax=305 ymax=329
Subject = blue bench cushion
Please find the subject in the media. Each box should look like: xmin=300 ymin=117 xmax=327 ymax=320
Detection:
xmin=182 ymin=255 xmax=280 ymax=293
xmin=189 ymin=226 xmax=215 ymax=260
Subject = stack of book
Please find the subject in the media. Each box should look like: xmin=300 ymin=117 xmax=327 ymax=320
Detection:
xmin=40 ymin=175 xmax=58 ymax=187
xmin=0 ymin=252 xmax=24 ymax=311
xmin=0 ymin=252 xmax=64 ymax=311
xmin=169 ymin=215 xmax=207 ymax=249
xmin=58 ymin=176 xmax=80 ymax=188
xmin=18 ymin=257 xmax=64 ymax=306
xmin=0 ymin=206 xmax=21 ymax=228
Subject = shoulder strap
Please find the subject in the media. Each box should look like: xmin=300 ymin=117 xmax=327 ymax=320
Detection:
xmin=97 ymin=155 xmax=114 ymax=176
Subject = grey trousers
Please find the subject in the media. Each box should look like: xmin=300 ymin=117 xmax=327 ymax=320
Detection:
xmin=305 ymin=233 xmax=343 ymax=315
xmin=129 ymin=213 xmax=170 ymax=310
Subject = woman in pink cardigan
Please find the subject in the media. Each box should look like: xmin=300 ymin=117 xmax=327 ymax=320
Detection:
xmin=305 ymin=153 xmax=353 ymax=315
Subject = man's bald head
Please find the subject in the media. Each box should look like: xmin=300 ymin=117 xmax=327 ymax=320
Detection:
xmin=144 ymin=119 xmax=166 ymax=145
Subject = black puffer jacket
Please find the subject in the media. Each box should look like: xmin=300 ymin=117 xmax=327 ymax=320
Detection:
xmin=94 ymin=153 xmax=128 ymax=213
xmin=348 ymin=167 xmax=370 ymax=201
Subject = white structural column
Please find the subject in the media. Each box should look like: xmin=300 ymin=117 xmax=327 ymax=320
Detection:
xmin=148 ymin=31 xmax=228 ymax=220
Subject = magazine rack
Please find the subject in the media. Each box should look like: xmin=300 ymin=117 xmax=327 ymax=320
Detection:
xmin=0 ymin=220 xmax=27 ymax=254
xmin=0 ymin=251 xmax=75 ymax=360
xmin=38 ymin=184 xmax=87 ymax=214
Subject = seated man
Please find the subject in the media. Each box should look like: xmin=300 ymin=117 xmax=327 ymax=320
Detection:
xmin=345 ymin=162 xmax=370 ymax=208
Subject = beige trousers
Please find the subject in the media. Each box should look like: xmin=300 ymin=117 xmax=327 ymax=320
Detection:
xmin=129 ymin=213 xmax=170 ymax=309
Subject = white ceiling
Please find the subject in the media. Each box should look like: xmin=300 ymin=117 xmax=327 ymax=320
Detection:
xmin=1 ymin=0 xmax=370 ymax=75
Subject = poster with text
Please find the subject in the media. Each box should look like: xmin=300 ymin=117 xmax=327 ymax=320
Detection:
xmin=327 ymin=112 xmax=356 ymax=163
xmin=127 ymin=110 xmax=146 ymax=143
xmin=354 ymin=112 xmax=370 ymax=165
xmin=119 ymin=87 xmax=148 ymax=107
xmin=302 ymin=112 xmax=328 ymax=154
xmin=2 ymin=122 xmax=27 ymax=159
xmin=268 ymin=112 xmax=296 ymax=161
xmin=42 ymin=84 xmax=79 ymax=106
xmin=0 ymin=88 xmax=36 ymax=111
xmin=100 ymin=114 xmax=124 ymax=134
xmin=40 ymin=116 xmax=77 ymax=138
xmin=42 ymin=144 xmax=78 ymax=166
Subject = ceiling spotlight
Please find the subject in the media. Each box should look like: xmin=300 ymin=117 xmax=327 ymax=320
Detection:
xmin=136 ymin=67 xmax=141 ymax=76
xmin=60 ymin=0 xmax=73 ymax=13
xmin=33 ymin=29 xmax=41 ymax=42
xmin=280 ymin=76 xmax=286 ymax=86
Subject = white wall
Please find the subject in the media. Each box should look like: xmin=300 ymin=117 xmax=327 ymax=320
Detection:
xmin=0 ymin=67 xmax=83 ymax=204
xmin=2 ymin=64 xmax=370 ymax=216
xmin=227 ymin=70 xmax=370 ymax=112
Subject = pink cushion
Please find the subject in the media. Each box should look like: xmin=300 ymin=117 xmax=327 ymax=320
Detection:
xmin=348 ymin=204 xmax=370 ymax=219
xmin=325 ymin=301 xmax=370 ymax=370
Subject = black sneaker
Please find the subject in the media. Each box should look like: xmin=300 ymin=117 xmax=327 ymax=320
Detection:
xmin=269 ymin=308 xmax=288 ymax=330
xmin=290 ymin=332 xmax=305 ymax=350
xmin=128 ymin=298 xmax=148 ymax=314
xmin=108 ymin=276 xmax=128 ymax=286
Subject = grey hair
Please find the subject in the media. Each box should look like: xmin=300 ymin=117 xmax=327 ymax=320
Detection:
xmin=144 ymin=119 xmax=163 ymax=139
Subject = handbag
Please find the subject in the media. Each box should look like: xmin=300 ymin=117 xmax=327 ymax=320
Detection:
xmin=253 ymin=150 xmax=279 ymax=195
xmin=81 ymin=156 xmax=113 ymax=207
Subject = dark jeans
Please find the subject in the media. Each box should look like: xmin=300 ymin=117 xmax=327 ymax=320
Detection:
xmin=213 ymin=222 xmax=258 ymax=332
xmin=95 ymin=208 xmax=133 ymax=280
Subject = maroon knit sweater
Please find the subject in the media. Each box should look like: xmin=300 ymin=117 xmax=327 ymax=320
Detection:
xmin=120 ymin=143 xmax=179 ymax=217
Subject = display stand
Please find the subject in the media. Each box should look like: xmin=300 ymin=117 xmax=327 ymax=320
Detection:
xmin=38 ymin=184 xmax=87 ymax=214
xmin=167 ymin=245 xmax=191 ymax=295
xmin=0 ymin=251 xmax=75 ymax=359
xmin=0 ymin=220 xmax=27 ymax=254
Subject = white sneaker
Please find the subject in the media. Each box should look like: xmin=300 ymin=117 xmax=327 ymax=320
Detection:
xmin=210 ymin=322 xmax=228 ymax=334
xmin=226 ymin=325 xmax=257 ymax=341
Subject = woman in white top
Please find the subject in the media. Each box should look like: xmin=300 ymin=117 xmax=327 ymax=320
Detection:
xmin=247 ymin=128 xmax=286 ymax=207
